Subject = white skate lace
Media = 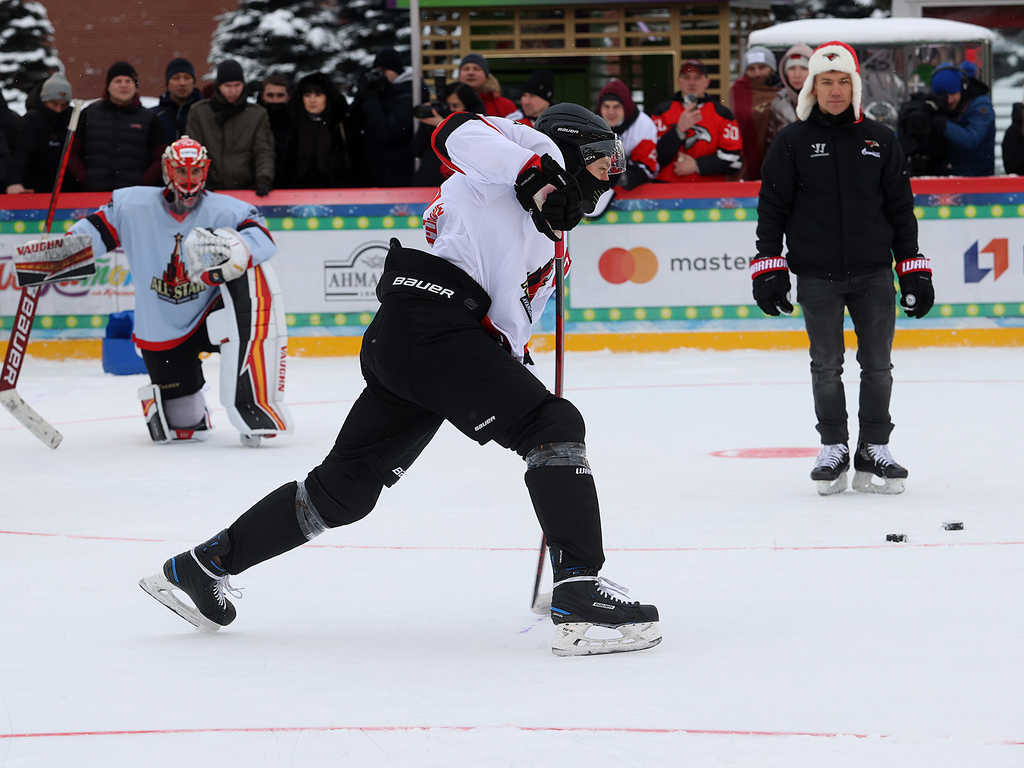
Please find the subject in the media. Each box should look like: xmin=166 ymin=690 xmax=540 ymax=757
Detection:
xmin=815 ymin=443 xmax=848 ymax=469
xmin=865 ymin=443 xmax=897 ymax=467
xmin=212 ymin=576 xmax=243 ymax=609
xmin=554 ymin=575 xmax=634 ymax=604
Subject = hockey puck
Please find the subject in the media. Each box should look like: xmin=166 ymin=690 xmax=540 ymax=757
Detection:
xmin=886 ymin=534 xmax=907 ymax=543
xmin=943 ymin=521 xmax=964 ymax=531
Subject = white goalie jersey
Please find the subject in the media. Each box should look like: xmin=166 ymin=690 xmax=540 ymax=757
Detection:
xmin=425 ymin=114 xmax=569 ymax=362
xmin=69 ymin=187 xmax=276 ymax=350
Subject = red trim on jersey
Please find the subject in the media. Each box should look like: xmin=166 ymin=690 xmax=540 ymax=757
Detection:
xmin=239 ymin=218 xmax=274 ymax=243
xmin=93 ymin=210 xmax=121 ymax=248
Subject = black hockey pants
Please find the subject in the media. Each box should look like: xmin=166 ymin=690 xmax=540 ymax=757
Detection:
xmin=221 ymin=246 xmax=604 ymax=574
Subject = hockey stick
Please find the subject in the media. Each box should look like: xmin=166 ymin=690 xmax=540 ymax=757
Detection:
xmin=530 ymin=235 xmax=567 ymax=612
xmin=0 ymin=99 xmax=84 ymax=448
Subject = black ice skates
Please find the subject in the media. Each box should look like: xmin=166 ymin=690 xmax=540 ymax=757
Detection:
xmin=139 ymin=531 xmax=240 ymax=631
xmin=550 ymin=567 xmax=661 ymax=656
xmin=852 ymin=441 xmax=908 ymax=494
xmin=811 ymin=443 xmax=850 ymax=496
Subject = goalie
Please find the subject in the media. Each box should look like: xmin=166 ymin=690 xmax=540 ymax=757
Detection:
xmin=68 ymin=137 xmax=292 ymax=446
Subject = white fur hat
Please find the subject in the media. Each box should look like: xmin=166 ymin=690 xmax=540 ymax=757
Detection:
xmin=795 ymin=41 xmax=862 ymax=122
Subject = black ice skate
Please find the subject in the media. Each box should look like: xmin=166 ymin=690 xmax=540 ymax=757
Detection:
xmin=139 ymin=530 xmax=241 ymax=632
xmin=853 ymin=441 xmax=908 ymax=495
xmin=811 ymin=443 xmax=849 ymax=496
xmin=550 ymin=567 xmax=661 ymax=657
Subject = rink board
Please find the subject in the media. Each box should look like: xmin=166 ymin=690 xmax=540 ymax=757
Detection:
xmin=1 ymin=179 xmax=1023 ymax=353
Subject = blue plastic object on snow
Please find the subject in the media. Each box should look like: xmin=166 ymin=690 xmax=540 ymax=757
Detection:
xmin=102 ymin=311 xmax=147 ymax=375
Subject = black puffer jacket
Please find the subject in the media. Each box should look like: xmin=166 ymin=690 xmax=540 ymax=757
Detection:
xmin=7 ymin=84 xmax=79 ymax=193
xmin=353 ymin=70 xmax=415 ymax=187
xmin=756 ymin=104 xmax=919 ymax=280
xmin=68 ymin=95 xmax=166 ymax=191
xmin=279 ymin=73 xmax=354 ymax=189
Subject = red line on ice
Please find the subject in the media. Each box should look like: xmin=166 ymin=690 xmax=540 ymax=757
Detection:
xmin=0 ymin=723 xmax=1020 ymax=744
xmin=1 ymin=529 xmax=1021 ymax=552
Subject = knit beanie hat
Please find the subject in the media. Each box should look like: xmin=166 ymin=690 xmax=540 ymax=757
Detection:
xmin=930 ymin=63 xmax=965 ymax=95
xmin=779 ymin=44 xmax=814 ymax=99
xmin=742 ymin=46 xmax=777 ymax=74
xmin=106 ymin=61 xmax=138 ymax=87
xmin=459 ymin=53 xmax=490 ymax=77
xmin=796 ymin=41 xmax=862 ymax=122
xmin=216 ymin=60 xmax=245 ymax=86
xmin=165 ymin=58 xmax=195 ymax=84
xmin=373 ymin=47 xmax=403 ymax=74
xmin=521 ymin=70 xmax=554 ymax=103
xmin=40 ymin=71 xmax=73 ymax=102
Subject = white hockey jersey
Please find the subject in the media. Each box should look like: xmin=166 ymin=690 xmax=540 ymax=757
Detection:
xmin=424 ymin=114 xmax=568 ymax=362
xmin=70 ymin=188 xmax=275 ymax=349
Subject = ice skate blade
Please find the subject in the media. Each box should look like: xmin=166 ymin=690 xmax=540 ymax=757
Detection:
xmin=853 ymin=471 xmax=906 ymax=495
xmin=551 ymin=621 xmax=662 ymax=657
xmin=139 ymin=573 xmax=223 ymax=632
xmin=531 ymin=591 xmax=552 ymax=615
xmin=240 ymin=433 xmax=261 ymax=448
xmin=815 ymin=471 xmax=848 ymax=496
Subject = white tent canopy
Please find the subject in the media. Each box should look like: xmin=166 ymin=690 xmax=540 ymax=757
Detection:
xmin=748 ymin=18 xmax=996 ymax=48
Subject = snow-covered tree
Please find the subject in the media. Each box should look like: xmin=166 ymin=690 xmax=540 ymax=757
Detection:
xmin=208 ymin=0 xmax=410 ymax=93
xmin=0 ymin=0 xmax=63 ymax=114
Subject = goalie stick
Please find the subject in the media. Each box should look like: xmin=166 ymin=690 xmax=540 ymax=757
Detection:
xmin=0 ymin=99 xmax=85 ymax=448
xmin=530 ymin=234 xmax=567 ymax=614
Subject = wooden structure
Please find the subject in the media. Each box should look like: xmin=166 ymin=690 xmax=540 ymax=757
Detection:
xmin=404 ymin=0 xmax=751 ymax=108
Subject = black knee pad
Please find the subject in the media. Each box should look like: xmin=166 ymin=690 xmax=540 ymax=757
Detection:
xmin=508 ymin=394 xmax=586 ymax=457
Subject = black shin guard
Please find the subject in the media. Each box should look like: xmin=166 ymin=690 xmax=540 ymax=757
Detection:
xmin=221 ymin=482 xmax=309 ymax=574
xmin=524 ymin=443 xmax=604 ymax=570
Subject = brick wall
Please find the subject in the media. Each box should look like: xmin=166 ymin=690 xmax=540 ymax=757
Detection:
xmin=45 ymin=0 xmax=238 ymax=100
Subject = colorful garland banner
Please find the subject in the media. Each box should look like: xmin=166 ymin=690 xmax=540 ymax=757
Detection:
xmin=2 ymin=182 xmax=1024 ymax=338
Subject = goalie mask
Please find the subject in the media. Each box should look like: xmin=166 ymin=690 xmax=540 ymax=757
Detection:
xmin=533 ymin=103 xmax=625 ymax=213
xmin=162 ymin=137 xmax=210 ymax=212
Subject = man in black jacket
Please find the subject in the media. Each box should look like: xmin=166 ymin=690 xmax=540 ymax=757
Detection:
xmin=67 ymin=62 xmax=167 ymax=191
xmin=352 ymin=47 xmax=414 ymax=187
xmin=152 ymin=58 xmax=204 ymax=142
xmin=751 ymin=41 xmax=935 ymax=497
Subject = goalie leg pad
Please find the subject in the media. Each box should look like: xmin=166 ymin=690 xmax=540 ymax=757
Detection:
xmin=138 ymin=385 xmax=210 ymax=443
xmin=215 ymin=262 xmax=293 ymax=439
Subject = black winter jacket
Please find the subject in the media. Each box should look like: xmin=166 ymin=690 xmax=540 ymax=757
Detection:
xmin=756 ymin=104 xmax=918 ymax=280
xmin=152 ymin=89 xmax=203 ymax=142
xmin=68 ymin=96 xmax=166 ymax=191
xmin=354 ymin=74 xmax=414 ymax=187
xmin=1001 ymin=103 xmax=1024 ymax=176
xmin=7 ymin=85 xmax=79 ymax=193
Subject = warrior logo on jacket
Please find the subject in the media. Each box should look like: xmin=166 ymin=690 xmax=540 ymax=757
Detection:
xmin=151 ymin=233 xmax=205 ymax=304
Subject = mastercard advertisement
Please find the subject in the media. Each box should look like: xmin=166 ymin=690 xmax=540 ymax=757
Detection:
xmin=568 ymin=222 xmax=760 ymax=309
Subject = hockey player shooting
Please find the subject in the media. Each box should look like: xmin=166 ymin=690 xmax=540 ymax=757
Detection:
xmin=140 ymin=104 xmax=662 ymax=657
xmin=68 ymin=137 xmax=292 ymax=447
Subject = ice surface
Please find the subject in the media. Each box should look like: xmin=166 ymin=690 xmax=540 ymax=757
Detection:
xmin=1 ymin=347 xmax=1022 ymax=766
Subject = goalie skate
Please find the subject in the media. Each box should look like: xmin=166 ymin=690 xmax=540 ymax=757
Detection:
xmin=550 ymin=571 xmax=661 ymax=657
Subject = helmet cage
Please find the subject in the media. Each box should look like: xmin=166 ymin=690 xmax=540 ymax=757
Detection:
xmin=162 ymin=138 xmax=209 ymax=208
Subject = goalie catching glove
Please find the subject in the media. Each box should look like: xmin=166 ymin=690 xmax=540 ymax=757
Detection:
xmin=515 ymin=154 xmax=584 ymax=242
xmin=183 ymin=227 xmax=252 ymax=286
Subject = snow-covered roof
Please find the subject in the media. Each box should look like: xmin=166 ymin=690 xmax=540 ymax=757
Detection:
xmin=748 ymin=18 xmax=997 ymax=48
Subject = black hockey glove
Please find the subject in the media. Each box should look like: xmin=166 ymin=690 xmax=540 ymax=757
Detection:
xmin=256 ymin=181 xmax=272 ymax=197
xmin=751 ymin=258 xmax=793 ymax=316
xmin=515 ymin=154 xmax=584 ymax=242
xmin=898 ymin=271 xmax=934 ymax=318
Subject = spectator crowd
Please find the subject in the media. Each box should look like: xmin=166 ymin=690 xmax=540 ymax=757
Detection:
xmin=0 ymin=44 xmax=1015 ymax=198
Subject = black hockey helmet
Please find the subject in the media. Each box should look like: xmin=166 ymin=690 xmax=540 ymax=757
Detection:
xmin=533 ymin=103 xmax=626 ymax=175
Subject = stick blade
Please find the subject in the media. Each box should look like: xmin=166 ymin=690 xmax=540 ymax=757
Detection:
xmin=0 ymin=389 xmax=62 ymax=448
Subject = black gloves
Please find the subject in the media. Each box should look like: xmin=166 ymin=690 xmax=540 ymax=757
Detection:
xmin=752 ymin=270 xmax=794 ymax=316
xmin=255 ymin=181 xmax=272 ymax=197
xmin=898 ymin=271 xmax=934 ymax=318
xmin=515 ymin=154 xmax=584 ymax=242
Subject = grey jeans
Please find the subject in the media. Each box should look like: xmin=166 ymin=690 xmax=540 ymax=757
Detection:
xmin=796 ymin=268 xmax=896 ymax=445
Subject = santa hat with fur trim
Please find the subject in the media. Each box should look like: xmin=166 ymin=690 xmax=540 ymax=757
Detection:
xmin=795 ymin=41 xmax=862 ymax=122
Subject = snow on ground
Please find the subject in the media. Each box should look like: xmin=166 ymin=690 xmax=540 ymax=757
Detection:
xmin=1 ymin=347 xmax=1022 ymax=767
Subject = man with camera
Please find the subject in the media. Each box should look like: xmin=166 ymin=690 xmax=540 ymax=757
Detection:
xmin=353 ymin=47 xmax=415 ymax=187
xmin=650 ymin=59 xmax=743 ymax=183
xmin=897 ymin=63 xmax=994 ymax=177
